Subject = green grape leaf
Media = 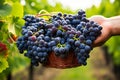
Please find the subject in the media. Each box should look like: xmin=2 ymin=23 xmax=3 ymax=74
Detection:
xmin=14 ymin=24 xmax=22 ymax=36
xmin=0 ymin=23 xmax=9 ymax=41
xmin=113 ymin=51 xmax=120 ymax=65
xmin=11 ymin=2 xmax=23 ymax=18
xmin=0 ymin=57 xmax=9 ymax=73
xmin=0 ymin=31 xmax=3 ymax=41
xmin=0 ymin=0 xmax=5 ymax=5
xmin=0 ymin=22 xmax=4 ymax=29
xmin=0 ymin=4 xmax=12 ymax=16
xmin=14 ymin=18 xmax=24 ymax=36
xmin=8 ymin=54 xmax=30 ymax=73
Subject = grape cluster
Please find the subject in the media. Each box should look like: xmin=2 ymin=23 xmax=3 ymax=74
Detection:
xmin=16 ymin=10 xmax=102 ymax=66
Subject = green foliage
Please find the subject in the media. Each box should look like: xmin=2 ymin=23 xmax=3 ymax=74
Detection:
xmin=0 ymin=56 xmax=9 ymax=73
xmin=0 ymin=0 xmax=5 ymax=5
xmin=11 ymin=2 xmax=23 ymax=18
xmin=14 ymin=18 xmax=24 ymax=36
xmin=106 ymin=36 xmax=120 ymax=64
xmin=7 ymin=54 xmax=30 ymax=74
xmin=0 ymin=4 xmax=12 ymax=16
xmin=0 ymin=0 xmax=28 ymax=78
xmin=55 ymin=62 xmax=96 ymax=80
xmin=24 ymin=0 xmax=73 ymax=14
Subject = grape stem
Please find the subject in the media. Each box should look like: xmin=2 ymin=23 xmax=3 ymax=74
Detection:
xmin=38 ymin=10 xmax=49 ymax=14
xmin=8 ymin=33 xmax=16 ymax=43
xmin=35 ymin=14 xmax=52 ymax=17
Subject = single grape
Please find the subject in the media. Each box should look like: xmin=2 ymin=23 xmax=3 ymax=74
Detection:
xmin=86 ymin=40 xmax=92 ymax=45
xmin=74 ymin=41 xmax=80 ymax=47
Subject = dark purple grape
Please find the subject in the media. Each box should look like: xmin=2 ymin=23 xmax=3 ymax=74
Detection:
xmin=63 ymin=14 xmax=67 ymax=17
xmin=75 ymin=41 xmax=80 ymax=47
xmin=85 ymin=45 xmax=91 ymax=52
xmin=68 ymin=39 xmax=74 ymax=44
xmin=86 ymin=40 xmax=92 ymax=45
xmin=54 ymin=37 xmax=61 ymax=43
xmin=58 ymin=12 xmax=62 ymax=17
xmin=80 ymin=49 xmax=85 ymax=54
xmin=62 ymin=25 xmax=70 ymax=30
xmin=54 ymin=47 xmax=59 ymax=55
xmin=48 ymin=41 xmax=56 ymax=47
xmin=29 ymin=36 xmax=36 ymax=41
xmin=78 ymin=9 xmax=85 ymax=15
xmin=79 ymin=43 xmax=85 ymax=49
xmin=56 ymin=30 xmax=62 ymax=36
xmin=28 ymin=31 xmax=33 ymax=36
xmin=59 ymin=47 xmax=65 ymax=53
xmin=45 ymin=23 xmax=53 ymax=28
xmin=44 ymin=36 xmax=50 ymax=42
xmin=71 ymin=20 xmax=80 ymax=25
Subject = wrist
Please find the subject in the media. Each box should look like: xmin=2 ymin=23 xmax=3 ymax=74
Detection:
xmin=106 ymin=16 xmax=120 ymax=36
xmin=101 ymin=17 xmax=115 ymax=36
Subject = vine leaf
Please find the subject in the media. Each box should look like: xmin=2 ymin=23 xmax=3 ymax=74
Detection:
xmin=14 ymin=18 xmax=24 ymax=36
xmin=0 ymin=57 xmax=9 ymax=73
xmin=0 ymin=4 xmax=12 ymax=16
xmin=11 ymin=2 xmax=23 ymax=18
xmin=0 ymin=0 xmax=5 ymax=5
xmin=8 ymin=55 xmax=30 ymax=73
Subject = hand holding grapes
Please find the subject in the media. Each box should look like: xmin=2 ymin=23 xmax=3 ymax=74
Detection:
xmin=90 ymin=15 xmax=120 ymax=47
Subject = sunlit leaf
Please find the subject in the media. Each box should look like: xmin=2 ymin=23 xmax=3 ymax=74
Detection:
xmin=14 ymin=18 xmax=24 ymax=36
xmin=0 ymin=4 xmax=12 ymax=16
xmin=0 ymin=0 xmax=5 ymax=5
xmin=11 ymin=2 xmax=23 ymax=18
xmin=0 ymin=57 xmax=9 ymax=73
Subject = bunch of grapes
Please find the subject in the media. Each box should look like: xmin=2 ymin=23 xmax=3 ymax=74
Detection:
xmin=16 ymin=10 xmax=102 ymax=66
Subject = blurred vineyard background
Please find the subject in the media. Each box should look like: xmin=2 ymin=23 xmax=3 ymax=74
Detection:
xmin=0 ymin=0 xmax=120 ymax=80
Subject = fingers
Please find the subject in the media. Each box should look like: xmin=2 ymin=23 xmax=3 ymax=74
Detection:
xmin=89 ymin=15 xmax=106 ymax=25
xmin=88 ymin=15 xmax=111 ymax=47
xmin=92 ymin=35 xmax=105 ymax=47
xmin=92 ymin=26 xmax=111 ymax=47
xmin=89 ymin=15 xmax=109 ymax=47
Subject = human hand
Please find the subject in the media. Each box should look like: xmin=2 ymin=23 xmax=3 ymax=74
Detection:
xmin=89 ymin=15 xmax=112 ymax=47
